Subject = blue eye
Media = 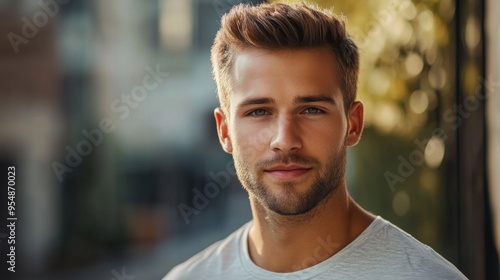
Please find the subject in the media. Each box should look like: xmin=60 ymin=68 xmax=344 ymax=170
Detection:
xmin=303 ymin=107 xmax=323 ymax=114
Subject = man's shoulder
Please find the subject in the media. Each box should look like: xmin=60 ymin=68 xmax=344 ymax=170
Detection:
xmin=355 ymin=216 xmax=467 ymax=279
xmin=163 ymin=221 xmax=251 ymax=280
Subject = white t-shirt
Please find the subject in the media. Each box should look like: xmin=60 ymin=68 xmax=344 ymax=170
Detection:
xmin=163 ymin=216 xmax=467 ymax=280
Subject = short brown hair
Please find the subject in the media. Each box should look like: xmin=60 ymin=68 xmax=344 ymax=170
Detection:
xmin=211 ymin=2 xmax=359 ymax=115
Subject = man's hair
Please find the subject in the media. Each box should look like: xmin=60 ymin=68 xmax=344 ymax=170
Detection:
xmin=211 ymin=2 xmax=360 ymax=115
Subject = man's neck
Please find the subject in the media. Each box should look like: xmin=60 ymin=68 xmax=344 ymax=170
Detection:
xmin=247 ymin=184 xmax=375 ymax=272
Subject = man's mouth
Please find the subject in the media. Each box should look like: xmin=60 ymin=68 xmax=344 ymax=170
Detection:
xmin=264 ymin=165 xmax=312 ymax=180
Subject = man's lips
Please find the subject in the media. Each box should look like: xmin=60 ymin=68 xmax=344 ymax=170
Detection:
xmin=264 ymin=165 xmax=312 ymax=180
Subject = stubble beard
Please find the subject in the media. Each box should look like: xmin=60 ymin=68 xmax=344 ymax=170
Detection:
xmin=233 ymin=142 xmax=347 ymax=216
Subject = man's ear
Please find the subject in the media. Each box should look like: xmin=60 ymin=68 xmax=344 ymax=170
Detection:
xmin=214 ymin=107 xmax=233 ymax=154
xmin=346 ymin=101 xmax=364 ymax=147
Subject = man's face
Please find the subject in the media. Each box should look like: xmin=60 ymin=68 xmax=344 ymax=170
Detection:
xmin=215 ymin=47 xmax=363 ymax=215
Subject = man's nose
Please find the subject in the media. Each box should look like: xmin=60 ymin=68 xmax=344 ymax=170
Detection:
xmin=269 ymin=116 xmax=302 ymax=153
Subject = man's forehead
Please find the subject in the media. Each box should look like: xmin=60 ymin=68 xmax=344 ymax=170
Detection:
xmin=226 ymin=47 xmax=343 ymax=114
xmin=231 ymin=47 xmax=338 ymax=89
xmin=232 ymin=46 xmax=337 ymax=79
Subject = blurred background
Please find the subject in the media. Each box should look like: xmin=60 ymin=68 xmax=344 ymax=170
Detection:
xmin=0 ymin=0 xmax=498 ymax=279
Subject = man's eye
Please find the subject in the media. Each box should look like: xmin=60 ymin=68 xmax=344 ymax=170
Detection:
xmin=249 ymin=109 xmax=269 ymax=116
xmin=303 ymin=107 xmax=323 ymax=114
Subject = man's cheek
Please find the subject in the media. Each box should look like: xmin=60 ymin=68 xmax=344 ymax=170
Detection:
xmin=234 ymin=135 xmax=258 ymax=156
xmin=237 ymin=144 xmax=258 ymax=160
xmin=255 ymin=126 xmax=274 ymax=144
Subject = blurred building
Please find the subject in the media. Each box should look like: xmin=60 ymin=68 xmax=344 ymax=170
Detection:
xmin=0 ymin=0 xmax=260 ymax=278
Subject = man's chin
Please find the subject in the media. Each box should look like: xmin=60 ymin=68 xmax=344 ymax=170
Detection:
xmin=257 ymin=183 xmax=337 ymax=217
xmin=261 ymin=195 xmax=320 ymax=216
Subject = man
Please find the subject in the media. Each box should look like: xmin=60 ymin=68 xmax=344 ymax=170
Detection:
xmin=164 ymin=2 xmax=466 ymax=279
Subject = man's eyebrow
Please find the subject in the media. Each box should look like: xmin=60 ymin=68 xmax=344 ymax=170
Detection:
xmin=237 ymin=97 xmax=275 ymax=109
xmin=293 ymin=95 xmax=336 ymax=104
